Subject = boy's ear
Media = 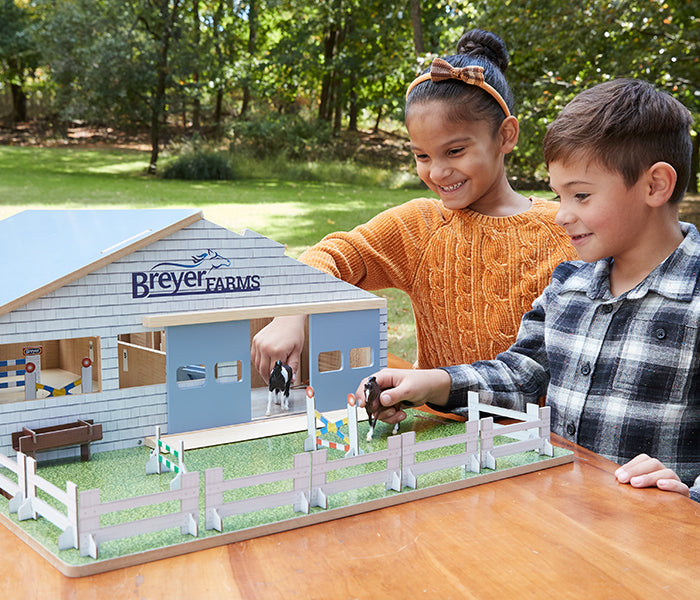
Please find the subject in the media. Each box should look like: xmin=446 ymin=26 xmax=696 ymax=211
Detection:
xmin=645 ymin=161 xmax=677 ymax=207
xmin=498 ymin=116 xmax=519 ymax=153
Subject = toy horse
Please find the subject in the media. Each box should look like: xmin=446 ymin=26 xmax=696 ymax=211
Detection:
xmin=364 ymin=376 xmax=400 ymax=441
xmin=266 ymin=360 xmax=293 ymax=416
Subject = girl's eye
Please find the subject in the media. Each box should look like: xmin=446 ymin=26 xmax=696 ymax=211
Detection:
xmin=413 ymin=153 xmax=428 ymax=161
xmin=574 ymin=193 xmax=590 ymax=202
xmin=448 ymin=147 xmax=465 ymax=156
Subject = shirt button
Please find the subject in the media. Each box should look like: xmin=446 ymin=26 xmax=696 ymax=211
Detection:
xmin=580 ymin=362 xmax=591 ymax=376
xmin=654 ymin=328 xmax=666 ymax=340
xmin=601 ymin=304 xmax=613 ymax=314
xmin=566 ymin=423 xmax=576 ymax=436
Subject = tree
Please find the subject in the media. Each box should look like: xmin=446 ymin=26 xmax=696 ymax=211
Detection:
xmin=0 ymin=0 xmax=39 ymax=124
xmin=471 ymin=0 xmax=699 ymax=188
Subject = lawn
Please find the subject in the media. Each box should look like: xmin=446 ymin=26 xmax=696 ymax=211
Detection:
xmin=0 ymin=145 xmax=431 ymax=360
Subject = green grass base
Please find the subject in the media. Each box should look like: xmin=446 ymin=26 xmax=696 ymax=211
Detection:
xmin=0 ymin=410 xmax=572 ymax=570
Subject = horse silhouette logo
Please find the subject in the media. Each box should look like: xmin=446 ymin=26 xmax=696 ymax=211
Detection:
xmin=151 ymin=249 xmax=231 ymax=272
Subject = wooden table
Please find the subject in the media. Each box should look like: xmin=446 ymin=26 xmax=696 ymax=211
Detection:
xmin=1 ymin=435 xmax=698 ymax=599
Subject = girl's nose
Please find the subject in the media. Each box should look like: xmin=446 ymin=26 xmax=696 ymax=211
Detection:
xmin=430 ymin=161 xmax=452 ymax=182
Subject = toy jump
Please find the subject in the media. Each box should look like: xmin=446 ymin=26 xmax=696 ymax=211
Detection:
xmin=145 ymin=426 xmax=187 ymax=490
xmin=303 ymin=386 xmax=362 ymax=457
xmin=3 ymin=358 xmax=93 ymax=400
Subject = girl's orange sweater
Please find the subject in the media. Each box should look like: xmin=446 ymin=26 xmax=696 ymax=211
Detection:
xmin=299 ymin=196 xmax=577 ymax=369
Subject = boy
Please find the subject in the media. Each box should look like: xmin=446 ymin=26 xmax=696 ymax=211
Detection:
xmin=358 ymin=79 xmax=699 ymax=501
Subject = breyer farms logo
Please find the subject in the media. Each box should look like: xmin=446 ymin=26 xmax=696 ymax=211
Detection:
xmin=131 ymin=249 xmax=261 ymax=299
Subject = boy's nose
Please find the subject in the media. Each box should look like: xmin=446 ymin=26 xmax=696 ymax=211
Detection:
xmin=554 ymin=202 xmax=572 ymax=228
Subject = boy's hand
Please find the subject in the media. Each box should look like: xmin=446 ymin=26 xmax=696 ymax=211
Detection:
xmin=251 ymin=315 xmax=306 ymax=384
xmin=354 ymin=368 xmax=452 ymax=425
xmin=615 ymin=453 xmax=690 ymax=497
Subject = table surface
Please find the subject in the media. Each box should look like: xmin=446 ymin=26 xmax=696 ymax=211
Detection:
xmin=1 ymin=434 xmax=698 ymax=599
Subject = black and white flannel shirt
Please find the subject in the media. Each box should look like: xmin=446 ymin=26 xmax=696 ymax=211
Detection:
xmin=442 ymin=223 xmax=700 ymax=497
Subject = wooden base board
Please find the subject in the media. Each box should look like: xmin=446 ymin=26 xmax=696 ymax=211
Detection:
xmin=0 ymin=451 xmax=574 ymax=578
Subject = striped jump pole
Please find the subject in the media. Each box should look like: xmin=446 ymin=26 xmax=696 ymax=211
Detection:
xmin=145 ymin=426 xmax=187 ymax=490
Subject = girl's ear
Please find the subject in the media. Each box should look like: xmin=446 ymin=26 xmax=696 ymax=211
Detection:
xmin=498 ymin=116 xmax=519 ymax=153
xmin=646 ymin=161 xmax=677 ymax=207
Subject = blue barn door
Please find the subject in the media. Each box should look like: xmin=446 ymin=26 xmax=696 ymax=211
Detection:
xmin=308 ymin=309 xmax=380 ymax=413
xmin=166 ymin=321 xmax=250 ymax=434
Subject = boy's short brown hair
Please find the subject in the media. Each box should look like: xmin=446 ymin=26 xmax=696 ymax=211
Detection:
xmin=543 ymin=79 xmax=693 ymax=203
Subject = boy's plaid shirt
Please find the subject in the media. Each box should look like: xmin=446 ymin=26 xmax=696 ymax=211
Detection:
xmin=443 ymin=223 xmax=700 ymax=489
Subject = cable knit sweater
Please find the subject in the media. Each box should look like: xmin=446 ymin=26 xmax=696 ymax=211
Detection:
xmin=299 ymin=196 xmax=577 ymax=369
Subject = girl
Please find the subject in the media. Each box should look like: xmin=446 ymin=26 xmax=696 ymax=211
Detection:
xmin=252 ymin=29 xmax=575 ymax=381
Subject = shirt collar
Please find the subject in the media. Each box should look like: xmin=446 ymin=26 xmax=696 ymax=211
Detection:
xmin=560 ymin=222 xmax=700 ymax=302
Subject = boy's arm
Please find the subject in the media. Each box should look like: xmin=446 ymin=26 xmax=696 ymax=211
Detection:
xmin=356 ymin=294 xmax=552 ymax=418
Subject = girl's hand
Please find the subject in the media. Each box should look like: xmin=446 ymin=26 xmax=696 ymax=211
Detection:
xmin=355 ymin=368 xmax=452 ymax=424
xmin=251 ymin=315 xmax=306 ymax=383
xmin=615 ymin=454 xmax=690 ymax=497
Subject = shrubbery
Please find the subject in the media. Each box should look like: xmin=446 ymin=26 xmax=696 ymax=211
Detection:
xmin=161 ymin=149 xmax=235 ymax=181
xmin=230 ymin=113 xmax=340 ymax=161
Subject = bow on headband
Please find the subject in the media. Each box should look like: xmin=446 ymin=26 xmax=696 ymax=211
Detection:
xmin=430 ymin=57 xmax=485 ymax=86
xmin=405 ymin=57 xmax=511 ymax=118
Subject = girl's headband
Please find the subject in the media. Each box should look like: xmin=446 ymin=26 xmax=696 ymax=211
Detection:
xmin=405 ymin=57 xmax=511 ymax=118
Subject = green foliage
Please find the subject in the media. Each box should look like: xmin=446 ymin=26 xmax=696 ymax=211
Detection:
xmin=3 ymin=1 xmax=699 ymax=185
xmin=231 ymin=112 xmax=336 ymax=160
xmin=162 ymin=149 xmax=236 ymax=180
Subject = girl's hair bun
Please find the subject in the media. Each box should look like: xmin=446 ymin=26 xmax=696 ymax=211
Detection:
xmin=456 ymin=29 xmax=509 ymax=74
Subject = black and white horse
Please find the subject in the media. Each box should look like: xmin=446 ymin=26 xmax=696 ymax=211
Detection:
xmin=266 ymin=360 xmax=293 ymax=416
xmin=364 ymin=376 xmax=400 ymax=441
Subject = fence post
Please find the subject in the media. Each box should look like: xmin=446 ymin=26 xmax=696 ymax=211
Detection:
xmin=8 ymin=452 xmax=26 ymax=514
xmin=538 ymin=405 xmax=554 ymax=456
xmin=58 ymin=481 xmax=79 ymax=551
xmin=480 ymin=417 xmax=496 ymax=470
xmin=17 ymin=455 xmax=37 ymax=521
xmin=179 ymin=471 xmax=199 ymax=537
xmin=205 ymin=467 xmax=224 ymax=531
xmin=468 ymin=390 xmax=480 ymax=423
xmin=78 ymin=488 xmax=101 ymax=558
xmin=465 ymin=419 xmax=480 ymax=474
xmin=401 ymin=430 xmax=417 ymax=489
xmin=293 ymin=452 xmax=311 ymax=514
xmin=310 ymin=449 xmax=328 ymax=509
xmin=385 ymin=434 xmax=402 ymax=492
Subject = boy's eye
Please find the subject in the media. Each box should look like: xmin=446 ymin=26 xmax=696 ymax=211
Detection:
xmin=413 ymin=153 xmax=428 ymax=161
xmin=448 ymin=147 xmax=465 ymax=156
xmin=574 ymin=193 xmax=590 ymax=201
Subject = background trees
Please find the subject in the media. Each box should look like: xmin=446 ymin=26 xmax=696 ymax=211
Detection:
xmin=1 ymin=0 xmax=697 ymax=186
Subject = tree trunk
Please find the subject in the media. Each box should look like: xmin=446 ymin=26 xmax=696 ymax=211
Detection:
xmin=191 ymin=0 xmax=201 ymax=131
xmin=212 ymin=0 xmax=225 ymax=136
xmin=318 ymin=27 xmax=337 ymax=122
xmin=410 ymin=0 xmax=424 ymax=55
xmin=10 ymin=83 xmax=28 ymax=124
xmin=148 ymin=0 xmax=182 ymax=175
xmin=240 ymin=0 xmax=258 ymax=117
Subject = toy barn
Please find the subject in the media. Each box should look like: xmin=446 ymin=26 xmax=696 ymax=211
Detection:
xmin=0 ymin=209 xmax=387 ymax=459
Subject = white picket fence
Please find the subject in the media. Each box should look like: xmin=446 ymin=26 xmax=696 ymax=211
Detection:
xmin=205 ymin=452 xmax=311 ymax=531
xmin=1 ymin=451 xmax=78 ymax=550
xmin=0 ymin=399 xmax=554 ymax=556
xmin=78 ymin=471 xmax=199 ymax=559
